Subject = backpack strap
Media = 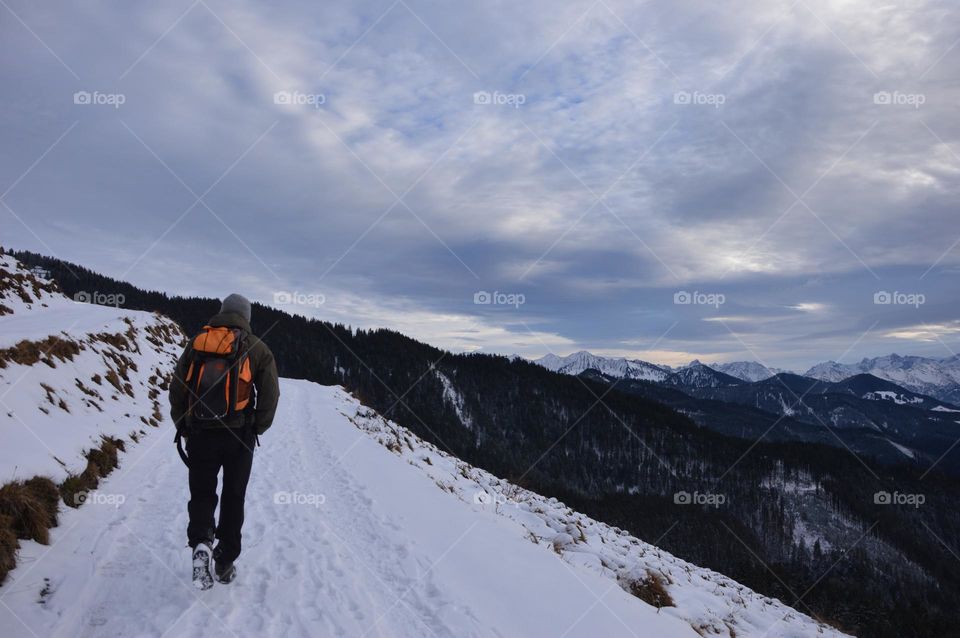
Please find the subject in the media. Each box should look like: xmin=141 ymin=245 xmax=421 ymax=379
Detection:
xmin=230 ymin=329 xmax=251 ymax=417
xmin=175 ymin=429 xmax=190 ymax=468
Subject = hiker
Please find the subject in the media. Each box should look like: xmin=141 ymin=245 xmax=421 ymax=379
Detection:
xmin=169 ymin=293 xmax=280 ymax=589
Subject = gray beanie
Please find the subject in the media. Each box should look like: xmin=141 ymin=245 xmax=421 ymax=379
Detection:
xmin=221 ymin=293 xmax=252 ymax=322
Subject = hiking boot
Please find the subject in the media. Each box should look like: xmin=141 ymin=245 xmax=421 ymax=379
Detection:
xmin=215 ymin=560 xmax=237 ymax=584
xmin=212 ymin=544 xmax=237 ymax=584
xmin=192 ymin=542 xmax=214 ymax=590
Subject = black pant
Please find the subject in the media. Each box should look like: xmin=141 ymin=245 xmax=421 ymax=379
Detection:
xmin=186 ymin=428 xmax=255 ymax=563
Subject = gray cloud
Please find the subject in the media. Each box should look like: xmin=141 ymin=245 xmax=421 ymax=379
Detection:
xmin=2 ymin=0 xmax=958 ymax=370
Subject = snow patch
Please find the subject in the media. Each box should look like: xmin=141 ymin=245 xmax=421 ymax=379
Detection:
xmin=435 ymin=369 xmax=473 ymax=429
xmin=886 ymin=439 xmax=916 ymax=459
xmin=863 ymin=390 xmax=922 ymax=405
xmin=931 ymin=405 xmax=960 ymax=412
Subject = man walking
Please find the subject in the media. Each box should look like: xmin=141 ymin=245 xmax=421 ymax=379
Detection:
xmin=169 ymin=293 xmax=280 ymax=589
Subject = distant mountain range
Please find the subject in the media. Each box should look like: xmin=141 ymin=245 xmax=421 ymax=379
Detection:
xmin=535 ymin=351 xmax=960 ymax=403
xmin=804 ymin=354 xmax=960 ymax=404
xmin=539 ymin=351 xmax=960 ymax=469
xmin=672 ymin=370 xmax=960 ymax=452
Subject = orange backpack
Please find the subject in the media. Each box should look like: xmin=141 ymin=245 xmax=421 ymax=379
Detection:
xmin=184 ymin=326 xmax=254 ymax=422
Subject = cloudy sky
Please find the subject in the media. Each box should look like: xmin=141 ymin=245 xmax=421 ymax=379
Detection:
xmin=2 ymin=0 xmax=958 ymax=370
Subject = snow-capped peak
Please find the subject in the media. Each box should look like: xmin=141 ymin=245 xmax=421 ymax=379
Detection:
xmin=535 ymin=350 xmax=670 ymax=381
xmin=666 ymin=361 xmax=743 ymax=388
xmin=708 ymin=360 xmax=787 ymax=382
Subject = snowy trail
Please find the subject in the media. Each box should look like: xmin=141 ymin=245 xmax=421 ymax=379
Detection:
xmin=1 ymin=379 xmax=699 ymax=638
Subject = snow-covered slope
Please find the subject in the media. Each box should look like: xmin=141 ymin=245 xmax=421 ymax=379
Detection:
xmin=0 ymin=254 xmax=183 ymax=481
xmin=536 ymin=351 xmax=670 ymax=381
xmin=805 ymin=354 xmax=960 ymax=404
xmin=346 ymin=388 xmax=849 ymax=638
xmin=0 ymin=380 xmax=848 ymax=638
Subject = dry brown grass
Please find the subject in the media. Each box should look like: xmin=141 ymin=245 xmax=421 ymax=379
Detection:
xmin=624 ymin=570 xmax=675 ymax=608
xmin=39 ymin=383 xmax=70 ymax=413
xmin=92 ymin=332 xmax=131 ymax=352
xmin=86 ymin=437 xmax=120 ymax=476
xmin=0 ymin=335 xmax=81 ymax=369
xmin=74 ymin=378 xmax=103 ymax=399
xmin=104 ymin=369 xmax=123 ymax=394
xmin=24 ymin=477 xmax=60 ymax=528
xmin=0 ymin=477 xmax=60 ymax=545
xmin=59 ymin=436 xmax=125 ymax=508
xmin=58 ymin=466 xmax=100 ymax=509
xmin=145 ymin=320 xmax=183 ymax=349
xmin=0 ymin=514 xmax=17 ymax=585
xmin=74 ymin=379 xmax=104 ymax=412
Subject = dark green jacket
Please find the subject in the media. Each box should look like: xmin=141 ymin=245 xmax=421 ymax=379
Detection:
xmin=169 ymin=312 xmax=280 ymax=435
